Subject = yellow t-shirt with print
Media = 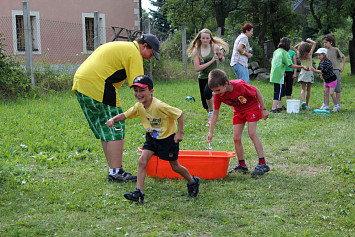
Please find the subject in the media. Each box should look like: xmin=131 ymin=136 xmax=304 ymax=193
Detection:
xmin=124 ymin=97 xmax=182 ymax=139
xmin=72 ymin=41 xmax=144 ymax=107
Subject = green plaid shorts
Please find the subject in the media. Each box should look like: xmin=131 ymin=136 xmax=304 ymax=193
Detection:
xmin=75 ymin=91 xmax=125 ymax=141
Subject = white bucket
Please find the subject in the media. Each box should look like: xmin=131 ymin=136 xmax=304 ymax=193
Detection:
xmin=286 ymin=99 xmax=300 ymax=113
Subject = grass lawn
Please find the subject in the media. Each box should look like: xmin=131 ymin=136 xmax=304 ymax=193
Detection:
xmin=0 ymin=64 xmax=354 ymax=236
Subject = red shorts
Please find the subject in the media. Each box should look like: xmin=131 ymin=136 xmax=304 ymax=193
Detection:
xmin=233 ymin=107 xmax=262 ymax=125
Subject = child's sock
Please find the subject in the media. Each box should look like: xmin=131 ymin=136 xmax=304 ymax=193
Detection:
xmin=258 ymin=157 xmax=266 ymax=165
xmin=109 ymin=168 xmax=118 ymax=175
xmin=238 ymin=159 xmax=246 ymax=167
xmin=109 ymin=167 xmax=123 ymax=175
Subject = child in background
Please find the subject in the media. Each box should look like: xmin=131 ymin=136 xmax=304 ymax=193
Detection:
xmin=294 ymin=38 xmax=316 ymax=110
xmin=187 ymin=29 xmax=229 ymax=126
xmin=270 ymin=37 xmax=307 ymax=113
xmin=207 ymin=69 xmax=270 ymax=175
xmin=106 ymin=75 xmax=200 ymax=203
xmin=285 ymin=48 xmax=298 ymax=100
xmin=309 ymin=48 xmax=338 ymax=111
xmin=322 ymin=34 xmax=346 ymax=112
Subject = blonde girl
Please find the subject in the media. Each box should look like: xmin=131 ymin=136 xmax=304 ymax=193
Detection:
xmin=187 ymin=28 xmax=229 ymax=126
xmin=294 ymin=38 xmax=316 ymax=109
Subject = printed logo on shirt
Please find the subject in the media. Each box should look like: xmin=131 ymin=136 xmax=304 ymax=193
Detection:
xmin=147 ymin=117 xmax=162 ymax=127
xmin=238 ymin=96 xmax=247 ymax=104
xmin=251 ymin=114 xmax=256 ymax=119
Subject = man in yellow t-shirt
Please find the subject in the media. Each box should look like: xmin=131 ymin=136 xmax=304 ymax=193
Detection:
xmin=72 ymin=34 xmax=160 ymax=183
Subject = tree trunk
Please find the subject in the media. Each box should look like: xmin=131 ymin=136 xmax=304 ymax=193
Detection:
xmin=214 ymin=5 xmax=226 ymax=35
xmin=350 ymin=16 xmax=355 ymax=75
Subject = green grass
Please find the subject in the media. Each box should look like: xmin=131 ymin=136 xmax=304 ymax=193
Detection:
xmin=0 ymin=64 xmax=354 ymax=236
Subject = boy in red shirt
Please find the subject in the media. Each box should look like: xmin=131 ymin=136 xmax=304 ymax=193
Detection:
xmin=207 ymin=69 xmax=270 ymax=175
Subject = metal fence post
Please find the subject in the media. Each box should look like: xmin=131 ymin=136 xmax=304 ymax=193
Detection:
xmin=94 ymin=11 xmax=100 ymax=49
xmin=23 ymin=1 xmax=34 ymax=86
xmin=181 ymin=23 xmax=187 ymax=79
xmin=144 ymin=19 xmax=152 ymax=79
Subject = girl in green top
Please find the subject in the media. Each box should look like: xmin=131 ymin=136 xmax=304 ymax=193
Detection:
xmin=187 ymin=29 xmax=229 ymax=126
xmin=294 ymin=38 xmax=316 ymax=110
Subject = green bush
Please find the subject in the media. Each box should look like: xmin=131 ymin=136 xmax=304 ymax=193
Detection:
xmin=0 ymin=33 xmax=30 ymax=99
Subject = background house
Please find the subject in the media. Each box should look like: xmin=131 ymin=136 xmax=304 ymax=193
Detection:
xmin=0 ymin=0 xmax=142 ymax=64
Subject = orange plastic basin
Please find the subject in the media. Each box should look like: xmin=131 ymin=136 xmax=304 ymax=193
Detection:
xmin=138 ymin=147 xmax=235 ymax=179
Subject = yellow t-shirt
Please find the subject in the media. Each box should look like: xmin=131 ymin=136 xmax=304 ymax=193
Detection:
xmin=124 ymin=97 xmax=182 ymax=139
xmin=72 ymin=41 xmax=144 ymax=107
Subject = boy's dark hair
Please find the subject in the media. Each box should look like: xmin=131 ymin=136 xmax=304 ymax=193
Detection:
xmin=322 ymin=34 xmax=336 ymax=46
xmin=278 ymin=37 xmax=291 ymax=51
xmin=208 ymin=69 xmax=228 ymax=88
xmin=242 ymin=23 xmax=254 ymax=33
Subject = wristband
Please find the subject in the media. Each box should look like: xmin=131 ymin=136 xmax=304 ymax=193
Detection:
xmin=242 ymin=50 xmax=246 ymax=55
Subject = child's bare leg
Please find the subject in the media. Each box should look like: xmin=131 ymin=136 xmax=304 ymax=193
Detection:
xmin=136 ymin=150 xmax=155 ymax=190
xmin=233 ymin=123 xmax=245 ymax=161
xmin=336 ymin=93 xmax=341 ymax=105
xmin=247 ymin=122 xmax=264 ymax=158
xmin=271 ymin=100 xmax=279 ymax=110
xmin=300 ymin=82 xmax=306 ymax=103
xmin=324 ymin=87 xmax=330 ymax=106
xmin=306 ymin=83 xmax=312 ymax=106
xmin=329 ymin=88 xmax=337 ymax=106
xmin=169 ymin=160 xmax=193 ymax=183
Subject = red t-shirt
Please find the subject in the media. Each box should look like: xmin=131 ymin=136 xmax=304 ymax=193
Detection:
xmin=213 ymin=79 xmax=259 ymax=113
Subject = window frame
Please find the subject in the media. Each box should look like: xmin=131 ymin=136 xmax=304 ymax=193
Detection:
xmin=12 ymin=10 xmax=41 ymax=55
xmin=82 ymin=13 xmax=106 ymax=54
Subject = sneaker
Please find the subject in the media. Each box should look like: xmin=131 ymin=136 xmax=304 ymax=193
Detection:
xmin=206 ymin=118 xmax=210 ymax=126
xmin=332 ymin=106 xmax=339 ymax=112
xmin=251 ymin=163 xmax=270 ymax=175
xmin=270 ymin=109 xmax=280 ymax=113
xmin=108 ymin=169 xmax=137 ymax=183
xmin=187 ymin=176 xmax=200 ymax=197
xmin=228 ymin=164 xmax=248 ymax=173
xmin=301 ymin=102 xmax=306 ymax=110
xmin=306 ymin=106 xmax=311 ymax=110
xmin=124 ymin=188 xmax=145 ymax=203
xmin=320 ymin=104 xmax=329 ymax=110
xmin=276 ymin=105 xmax=286 ymax=112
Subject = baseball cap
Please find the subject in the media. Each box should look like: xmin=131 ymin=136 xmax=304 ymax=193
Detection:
xmin=142 ymin=34 xmax=160 ymax=60
xmin=130 ymin=75 xmax=153 ymax=89
xmin=315 ymin=48 xmax=327 ymax=54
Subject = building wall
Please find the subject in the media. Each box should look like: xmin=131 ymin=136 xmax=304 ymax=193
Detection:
xmin=0 ymin=0 xmax=141 ymax=64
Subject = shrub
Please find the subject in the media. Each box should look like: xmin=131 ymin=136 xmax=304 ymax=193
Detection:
xmin=0 ymin=33 xmax=30 ymax=99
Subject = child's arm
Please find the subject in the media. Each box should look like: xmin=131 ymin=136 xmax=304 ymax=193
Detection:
xmin=193 ymin=51 xmax=218 ymax=72
xmin=106 ymin=113 xmax=127 ymax=128
xmin=256 ymin=88 xmax=269 ymax=120
xmin=306 ymin=38 xmax=316 ymax=55
xmin=293 ymin=42 xmax=301 ymax=54
xmin=207 ymin=109 xmax=219 ymax=143
xmin=290 ymin=64 xmax=308 ymax=71
xmin=292 ymin=54 xmax=298 ymax=78
xmin=174 ymin=113 xmax=183 ymax=143
xmin=340 ymin=55 xmax=346 ymax=72
xmin=309 ymin=66 xmax=322 ymax=75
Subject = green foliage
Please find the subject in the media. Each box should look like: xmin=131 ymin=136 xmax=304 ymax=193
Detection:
xmin=33 ymin=64 xmax=74 ymax=94
xmin=0 ymin=33 xmax=30 ymax=99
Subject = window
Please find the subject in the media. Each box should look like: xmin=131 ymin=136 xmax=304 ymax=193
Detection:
xmin=85 ymin=18 xmax=95 ymax=51
xmin=12 ymin=10 xmax=41 ymax=54
xmin=82 ymin=13 xmax=106 ymax=53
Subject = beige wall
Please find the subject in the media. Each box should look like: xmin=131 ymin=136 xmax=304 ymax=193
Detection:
xmin=0 ymin=0 xmax=141 ymax=63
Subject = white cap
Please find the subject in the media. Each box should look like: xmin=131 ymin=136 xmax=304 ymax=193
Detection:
xmin=315 ymin=48 xmax=327 ymax=54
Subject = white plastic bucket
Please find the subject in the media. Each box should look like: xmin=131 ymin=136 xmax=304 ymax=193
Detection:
xmin=286 ymin=99 xmax=300 ymax=113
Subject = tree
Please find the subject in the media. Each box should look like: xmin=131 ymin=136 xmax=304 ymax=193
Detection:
xmin=148 ymin=0 xmax=173 ymax=38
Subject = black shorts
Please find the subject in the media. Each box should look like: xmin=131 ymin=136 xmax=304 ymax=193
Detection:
xmin=273 ymin=83 xmax=286 ymax=100
xmin=143 ymin=133 xmax=179 ymax=161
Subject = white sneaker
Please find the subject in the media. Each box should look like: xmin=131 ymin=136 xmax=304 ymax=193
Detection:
xmin=332 ymin=106 xmax=339 ymax=112
xmin=320 ymin=104 xmax=329 ymax=110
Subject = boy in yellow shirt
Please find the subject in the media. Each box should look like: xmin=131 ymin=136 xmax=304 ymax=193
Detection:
xmin=106 ymin=75 xmax=200 ymax=203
